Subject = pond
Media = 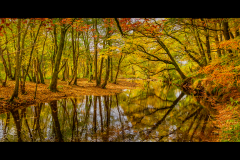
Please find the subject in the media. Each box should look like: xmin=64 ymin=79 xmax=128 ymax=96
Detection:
xmin=0 ymin=80 xmax=216 ymax=142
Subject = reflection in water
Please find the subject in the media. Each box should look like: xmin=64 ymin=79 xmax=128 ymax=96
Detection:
xmin=0 ymin=80 xmax=215 ymax=142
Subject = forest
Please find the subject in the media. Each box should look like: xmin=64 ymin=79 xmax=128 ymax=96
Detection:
xmin=0 ymin=18 xmax=240 ymax=142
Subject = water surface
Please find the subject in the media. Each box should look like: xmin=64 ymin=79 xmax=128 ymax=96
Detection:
xmin=0 ymin=80 xmax=216 ymax=142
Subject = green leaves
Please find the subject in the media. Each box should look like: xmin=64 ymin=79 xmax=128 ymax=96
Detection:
xmin=52 ymin=18 xmax=58 ymax=24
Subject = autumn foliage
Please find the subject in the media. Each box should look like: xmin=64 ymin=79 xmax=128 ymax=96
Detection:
xmin=1 ymin=17 xmax=240 ymax=142
xmin=198 ymin=61 xmax=236 ymax=87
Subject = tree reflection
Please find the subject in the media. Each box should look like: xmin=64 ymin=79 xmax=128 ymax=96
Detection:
xmin=49 ymin=100 xmax=64 ymax=142
xmin=0 ymin=80 xmax=215 ymax=142
xmin=9 ymin=109 xmax=22 ymax=142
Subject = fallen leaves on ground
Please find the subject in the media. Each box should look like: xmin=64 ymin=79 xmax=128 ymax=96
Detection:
xmin=0 ymin=78 xmax=140 ymax=113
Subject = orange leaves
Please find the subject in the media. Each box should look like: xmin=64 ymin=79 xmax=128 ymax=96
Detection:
xmin=1 ymin=18 xmax=5 ymax=24
xmin=103 ymin=18 xmax=114 ymax=28
xmin=199 ymin=61 xmax=237 ymax=87
xmin=34 ymin=18 xmax=49 ymax=22
xmin=0 ymin=25 xmax=3 ymax=30
xmin=22 ymin=20 xmax=29 ymax=24
xmin=60 ymin=18 xmax=72 ymax=24
xmin=74 ymin=24 xmax=91 ymax=32
xmin=118 ymin=18 xmax=143 ymax=33
xmin=75 ymin=19 xmax=83 ymax=23
xmin=0 ymin=24 xmax=4 ymax=36
xmin=46 ymin=27 xmax=53 ymax=31
xmin=218 ymin=39 xmax=240 ymax=51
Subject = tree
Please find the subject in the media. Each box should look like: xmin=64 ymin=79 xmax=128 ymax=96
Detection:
xmin=9 ymin=19 xmax=21 ymax=102
xmin=49 ymin=19 xmax=72 ymax=92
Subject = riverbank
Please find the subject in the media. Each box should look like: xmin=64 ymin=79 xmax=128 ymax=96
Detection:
xmin=210 ymin=87 xmax=240 ymax=142
xmin=0 ymin=78 xmax=141 ymax=111
xmin=178 ymin=78 xmax=240 ymax=142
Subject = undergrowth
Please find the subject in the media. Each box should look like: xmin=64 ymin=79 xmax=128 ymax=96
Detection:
xmin=220 ymin=101 xmax=240 ymax=142
xmin=188 ymin=55 xmax=240 ymax=142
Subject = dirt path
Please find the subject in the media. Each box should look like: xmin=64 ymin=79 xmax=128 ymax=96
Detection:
xmin=197 ymin=87 xmax=240 ymax=142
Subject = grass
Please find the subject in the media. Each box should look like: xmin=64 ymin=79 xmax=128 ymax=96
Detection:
xmin=218 ymin=102 xmax=240 ymax=142
xmin=45 ymin=76 xmax=52 ymax=80
xmin=220 ymin=119 xmax=240 ymax=142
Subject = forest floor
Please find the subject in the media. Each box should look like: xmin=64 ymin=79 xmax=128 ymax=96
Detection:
xmin=199 ymin=87 xmax=240 ymax=142
xmin=0 ymin=78 xmax=141 ymax=112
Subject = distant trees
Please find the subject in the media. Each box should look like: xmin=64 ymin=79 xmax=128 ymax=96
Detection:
xmin=0 ymin=18 xmax=240 ymax=101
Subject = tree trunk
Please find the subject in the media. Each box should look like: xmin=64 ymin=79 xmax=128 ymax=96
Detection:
xmin=222 ymin=20 xmax=233 ymax=54
xmin=38 ymin=64 xmax=45 ymax=84
xmin=205 ymin=31 xmax=211 ymax=62
xmin=23 ymin=68 xmax=32 ymax=82
xmin=73 ymin=57 xmax=78 ymax=85
xmin=94 ymin=43 xmax=98 ymax=85
xmin=31 ymin=61 xmax=36 ymax=83
xmin=223 ymin=21 xmax=231 ymax=40
xmin=235 ymin=22 xmax=240 ymax=37
xmin=34 ymin=58 xmax=39 ymax=99
xmin=94 ymin=18 xmax=100 ymax=87
xmin=98 ymin=57 xmax=104 ymax=86
xmin=219 ymin=22 xmax=226 ymax=55
xmin=156 ymin=38 xmax=187 ymax=80
xmin=6 ymin=50 xmax=14 ymax=80
xmin=68 ymin=27 xmax=78 ymax=85
xmin=4 ymin=33 xmax=14 ymax=80
xmin=192 ymin=19 xmax=207 ymax=65
xmin=110 ymin=57 xmax=113 ymax=82
xmin=52 ymin=24 xmax=58 ymax=72
xmin=0 ymin=44 xmax=9 ymax=86
xmin=22 ymin=21 xmax=42 ymax=94
xmin=62 ymin=62 xmax=66 ymax=81
xmin=49 ymin=23 xmax=67 ymax=92
xmin=113 ymin=55 xmax=124 ymax=84
xmin=201 ymin=18 xmax=211 ymax=63
xmin=66 ymin=61 xmax=69 ymax=80
xmin=86 ymin=59 xmax=89 ymax=78
xmin=10 ymin=19 xmax=21 ymax=102
xmin=214 ymin=22 xmax=221 ymax=58
xmin=89 ymin=61 xmax=93 ymax=82
xmin=38 ymin=32 xmax=47 ymax=84
xmin=101 ymin=56 xmax=110 ymax=89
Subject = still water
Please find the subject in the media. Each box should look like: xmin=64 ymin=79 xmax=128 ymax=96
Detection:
xmin=0 ymin=80 xmax=216 ymax=142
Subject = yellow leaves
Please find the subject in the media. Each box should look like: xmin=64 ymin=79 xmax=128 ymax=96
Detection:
xmin=99 ymin=44 xmax=122 ymax=58
xmin=76 ymin=19 xmax=83 ymax=23
xmin=99 ymin=54 xmax=108 ymax=59
xmin=107 ymin=34 xmax=121 ymax=41
xmin=108 ymin=46 xmax=122 ymax=54
xmin=235 ymin=65 xmax=240 ymax=70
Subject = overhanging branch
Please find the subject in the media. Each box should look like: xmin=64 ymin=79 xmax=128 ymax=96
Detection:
xmin=114 ymin=18 xmax=124 ymax=36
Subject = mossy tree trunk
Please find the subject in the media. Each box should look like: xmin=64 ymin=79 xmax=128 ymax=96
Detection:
xmin=49 ymin=21 xmax=69 ymax=92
